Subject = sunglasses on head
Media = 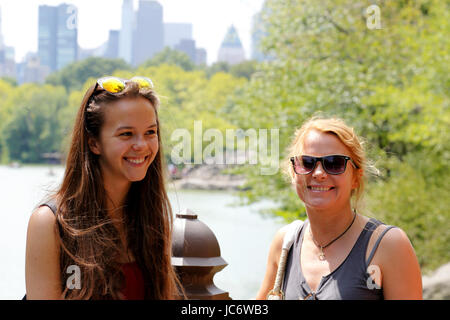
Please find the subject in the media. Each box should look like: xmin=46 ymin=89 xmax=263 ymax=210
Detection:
xmin=290 ymin=155 xmax=358 ymax=175
xmin=96 ymin=76 xmax=153 ymax=93
xmin=88 ymin=76 xmax=154 ymax=103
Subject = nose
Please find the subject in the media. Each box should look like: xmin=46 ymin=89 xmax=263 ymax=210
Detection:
xmin=311 ymin=160 xmax=327 ymax=179
xmin=132 ymin=135 xmax=147 ymax=151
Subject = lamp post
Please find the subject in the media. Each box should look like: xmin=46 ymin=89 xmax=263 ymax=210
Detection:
xmin=172 ymin=209 xmax=230 ymax=300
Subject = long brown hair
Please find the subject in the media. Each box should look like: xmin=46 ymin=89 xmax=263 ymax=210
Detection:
xmin=54 ymin=80 xmax=180 ymax=299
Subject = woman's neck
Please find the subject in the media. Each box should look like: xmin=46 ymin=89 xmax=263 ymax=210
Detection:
xmin=306 ymin=203 xmax=356 ymax=246
xmin=103 ymin=178 xmax=133 ymax=262
xmin=103 ymin=178 xmax=131 ymax=221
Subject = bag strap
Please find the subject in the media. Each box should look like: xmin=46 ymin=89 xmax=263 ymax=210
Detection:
xmin=267 ymin=219 xmax=304 ymax=300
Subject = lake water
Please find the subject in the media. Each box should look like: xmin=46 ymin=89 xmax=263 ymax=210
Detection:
xmin=0 ymin=165 xmax=285 ymax=300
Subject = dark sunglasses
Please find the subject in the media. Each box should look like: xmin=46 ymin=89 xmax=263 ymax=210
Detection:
xmin=290 ymin=155 xmax=358 ymax=175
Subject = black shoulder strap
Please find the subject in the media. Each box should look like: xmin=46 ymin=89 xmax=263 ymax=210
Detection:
xmin=40 ymin=198 xmax=57 ymax=215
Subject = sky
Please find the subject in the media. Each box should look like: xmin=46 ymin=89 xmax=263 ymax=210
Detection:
xmin=0 ymin=0 xmax=265 ymax=65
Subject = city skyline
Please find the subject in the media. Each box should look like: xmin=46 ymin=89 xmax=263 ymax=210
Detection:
xmin=0 ymin=0 xmax=264 ymax=65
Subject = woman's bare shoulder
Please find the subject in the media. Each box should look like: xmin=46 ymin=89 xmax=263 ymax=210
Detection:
xmin=28 ymin=205 xmax=57 ymax=230
xmin=27 ymin=205 xmax=59 ymax=252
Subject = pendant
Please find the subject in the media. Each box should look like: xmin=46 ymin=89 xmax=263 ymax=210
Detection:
xmin=319 ymin=247 xmax=325 ymax=261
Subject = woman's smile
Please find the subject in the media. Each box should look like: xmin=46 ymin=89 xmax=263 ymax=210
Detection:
xmin=307 ymin=185 xmax=335 ymax=192
xmin=123 ymin=155 xmax=149 ymax=166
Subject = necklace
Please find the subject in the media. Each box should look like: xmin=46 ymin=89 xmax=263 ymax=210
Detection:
xmin=309 ymin=210 xmax=357 ymax=261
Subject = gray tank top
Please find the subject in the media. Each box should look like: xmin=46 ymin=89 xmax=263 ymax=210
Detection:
xmin=282 ymin=218 xmax=396 ymax=300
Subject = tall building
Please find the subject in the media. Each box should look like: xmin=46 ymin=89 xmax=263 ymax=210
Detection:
xmin=0 ymin=46 xmax=16 ymax=79
xmin=17 ymin=53 xmax=50 ymax=84
xmin=174 ymin=39 xmax=196 ymax=62
xmin=195 ymin=48 xmax=207 ymax=65
xmin=134 ymin=0 xmax=164 ymax=66
xmin=38 ymin=4 xmax=78 ymax=72
xmin=38 ymin=6 xmax=57 ymax=72
xmin=0 ymin=6 xmax=17 ymax=79
xmin=0 ymin=5 xmax=4 ymax=50
xmin=164 ymin=23 xmax=193 ymax=48
xmin=56 ymin=4 xmax=78 ymax=71
xmin=217 ymin=25 xmax=246 ymax=65
xmin=119 ymin=0 xmax=134 ymax=64
xmin=105 ymin=30 xmax=120 ymax=59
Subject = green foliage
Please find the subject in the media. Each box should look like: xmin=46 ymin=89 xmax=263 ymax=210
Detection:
xmin=367 ymin=153 xmax=450 ymax=272
xmin=141 ymin=47 xmax=195 ymax=71
xmin=0 ymin=80 xmax=18 ymax=163
xmin=46 ymin=57 xmax=132 ymax=91
xmin=229 ymin=60 xmax=259 ymax=80
xmin=2 ymin=84 xmax=67 ymax=163
xmin=0 ymin=76 xmax=18 ymax=87
xmin=204 ymin=61 xmax=230 ymax=78
xmin=0 ymin=58 xmax=247 ymax=166
xmin=203 ymin=60 xmax=259 ymax=80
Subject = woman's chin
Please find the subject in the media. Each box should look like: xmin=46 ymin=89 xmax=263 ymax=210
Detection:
xmin=303 ymin=197 xmax=336 ymax=211
xmin=127 ymin=174 xmax=147 ymax=182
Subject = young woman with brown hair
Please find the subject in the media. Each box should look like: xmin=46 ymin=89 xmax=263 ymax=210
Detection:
xmin=25 ymin=77 xmax=181 ymax=299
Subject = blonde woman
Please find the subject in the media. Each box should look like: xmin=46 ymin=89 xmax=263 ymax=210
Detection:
xmin=257 ymin=117 xmax=422 ymax=300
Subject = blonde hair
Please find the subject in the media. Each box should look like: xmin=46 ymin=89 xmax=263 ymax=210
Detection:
xmin=284 ymin=117 xmax=378 ymax=212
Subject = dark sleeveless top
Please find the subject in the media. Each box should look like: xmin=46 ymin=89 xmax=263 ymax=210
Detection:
xmin=121 ymin=262 xmax=145 ymax=300
xmin=281 ymin=218 xmax=396 ymax=300
xmin=34 ymin=200 xmax=145 ymax=300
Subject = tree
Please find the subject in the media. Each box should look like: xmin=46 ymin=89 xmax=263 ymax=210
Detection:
xmin=229 ymin=60 xmax=259 ymax=80
xmin=141 ymin=47 xmax=195 ymax=71
xmin=204 ymin=61 xmax=230 ymax=78
xmin=46 ymin=57 xmax=132 ymax=91
xmin=3 ymin=84 xmax=67 ymax=163
xmin=0 ymin=79 xmax=15 ymax=163
xmin=0 ymin=76 xmax=17 ymax=87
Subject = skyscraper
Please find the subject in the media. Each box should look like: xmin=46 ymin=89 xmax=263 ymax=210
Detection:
xmin=0 ymin=6 xmax=16 ymax=79
xmin=119 ymin=0 xmax=134 ymax=64
xmin=217 ymin=25 xmax=246 ymax=65
xmin=174 ymin=39 xmax=196 ymax=62
xmin=195 ymin=48 xmax=207 ymax=65
xmin=56 ymin=4 xmax=78 ymax=71
xmin=38 ymin=5 xmax=57 ymax=72
xmin=0 ymin=5 xmax=4 ymax=50
xmin=164 ymin=23 xmax=193 ymax=49
xmin=134 ymin=0 xmax=164 ymax=66
xmin=38 ymin=3 xmax=78 ymax=72
xmin=105 ymin=30 xmax=120 ymax=59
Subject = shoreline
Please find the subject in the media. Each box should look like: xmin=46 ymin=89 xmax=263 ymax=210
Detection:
xmin=2 ymin=163 xmax=247 ymax=191
xmin=168 ymin=164 xmax=247 ymax=191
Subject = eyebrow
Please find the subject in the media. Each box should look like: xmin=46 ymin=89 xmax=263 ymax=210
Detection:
xmin=115 ymin=124 xmax=158 ymax=131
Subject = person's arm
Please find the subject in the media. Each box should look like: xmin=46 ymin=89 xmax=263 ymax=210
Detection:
xmin=255 ymin=227 xmax=287 ymax=300
xmin=25 ymin=206 xmax=62 ymax=299
xmin=377 ymin=227 xmax=423 ymax=300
